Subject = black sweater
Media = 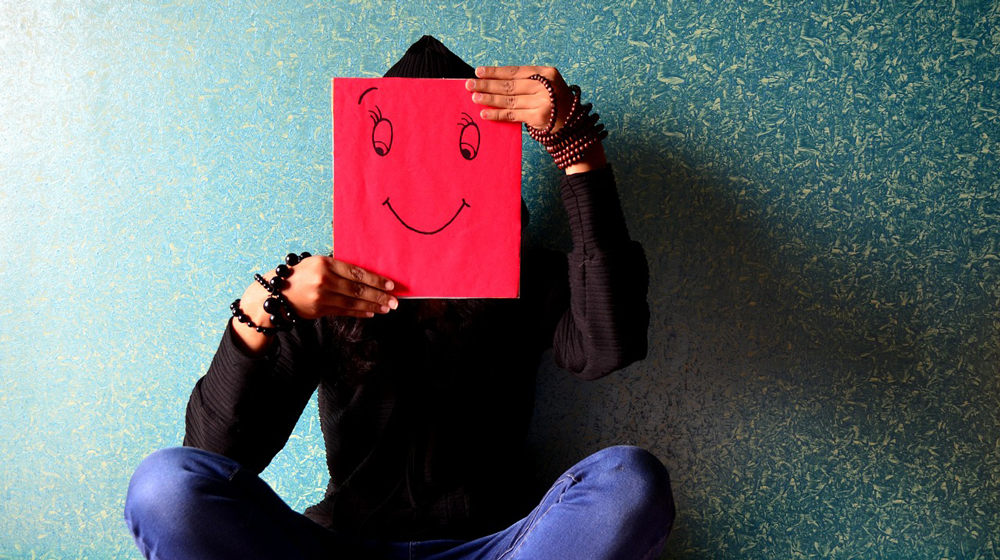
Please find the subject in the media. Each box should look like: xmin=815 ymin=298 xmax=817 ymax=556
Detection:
xmin=183 ymin=166 xmax=649 ymax=541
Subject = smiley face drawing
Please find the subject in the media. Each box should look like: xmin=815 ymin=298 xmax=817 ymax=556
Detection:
xmin=332 ymin=78 xmax=522 ymax=298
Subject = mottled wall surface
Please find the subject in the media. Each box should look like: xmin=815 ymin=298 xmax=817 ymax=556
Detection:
xmin=1 ymin=1 xmax=998 ymax=558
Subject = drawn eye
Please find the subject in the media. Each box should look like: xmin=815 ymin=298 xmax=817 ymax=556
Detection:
xmin=369 ymin=106 xmax=393 ymax=157
xmin=458 ymin=112 xmax=480 ymax=161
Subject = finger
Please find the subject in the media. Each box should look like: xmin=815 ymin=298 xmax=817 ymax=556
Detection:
xmin=323 ymin=294 xmax=393 ymax=315
xmin=471 ymin=92 xmax=545 ymax=111
xmin=325 ymin=276 xmax=397 ymax=309
xmin=465 ymin=78 xmax=537 ymax=96
xmin=475 ymin=65 xmax=555 ymax=80
xmin=478 ymin=107 xmax=543 ymax=124
xmin=327 ymin=258 xmax=395 ymax=291
xmin=329 ymin=307 xmax=378 ymax=319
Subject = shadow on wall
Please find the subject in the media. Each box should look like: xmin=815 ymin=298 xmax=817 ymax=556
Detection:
xmin=621 ymin=135 xmax=988 ymax=371
xmin=526 ymin=129 xmax=1000 ymax=558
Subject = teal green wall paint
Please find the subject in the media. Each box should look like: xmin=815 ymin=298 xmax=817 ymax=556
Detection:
xmin=2 ymin=1 xmax=998 ymax=558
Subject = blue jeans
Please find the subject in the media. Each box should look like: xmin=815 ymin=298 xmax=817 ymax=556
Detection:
xmin=125 ymin=446 xmax=674 ymax=559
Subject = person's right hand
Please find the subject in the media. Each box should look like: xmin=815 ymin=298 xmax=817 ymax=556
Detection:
xmin=232 ymin=255 xmax=397 ymax=355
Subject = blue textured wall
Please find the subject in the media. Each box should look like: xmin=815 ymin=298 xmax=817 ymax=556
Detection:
xmin=2 ymin=1 xmax=999 ymax=558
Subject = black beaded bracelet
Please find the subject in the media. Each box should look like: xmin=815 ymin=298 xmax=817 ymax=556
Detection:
xmin=230 ymin=298 xmax=281 ymax=336
xmin=264 ymin=252 xmax=311 ymax=330
xmin=233 ymin=252 xmax=312 ymax=336
xmin=254 ymin=273 xmax=273 ymax=294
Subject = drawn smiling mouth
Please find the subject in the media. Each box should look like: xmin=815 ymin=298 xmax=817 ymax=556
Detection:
xmin=382 ymin=197 xmax=470 ymax=235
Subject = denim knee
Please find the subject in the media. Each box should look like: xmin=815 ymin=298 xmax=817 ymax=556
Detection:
xmin=589 ymin=446 xmax=676 ymax=535
xmin=124 ymin=447 xmax=235 ymax=538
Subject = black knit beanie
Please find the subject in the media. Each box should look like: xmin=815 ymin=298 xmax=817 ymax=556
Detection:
xmin=383 ymin=35 xmax=476 ymax=79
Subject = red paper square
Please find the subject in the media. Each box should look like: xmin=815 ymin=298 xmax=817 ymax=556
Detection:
xmin=332 ymin=78 xmax=522 ymax=298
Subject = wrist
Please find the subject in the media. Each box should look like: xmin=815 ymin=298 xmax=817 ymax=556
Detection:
xmin=564 ymin=142 xmax=607 ymax=175
xmin=231 ymin=281 xmax=277 ymax=355
xmin=229 ymin=252 xmax=311 ymax=356
xmin=525 ymin=78 xmax=607 ymax=171
xmin=240 ymin=281 xmax=273 ymax=326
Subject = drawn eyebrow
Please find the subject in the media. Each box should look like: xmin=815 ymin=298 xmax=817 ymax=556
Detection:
xmin=358 ymin=87 xmax=378 ymax=105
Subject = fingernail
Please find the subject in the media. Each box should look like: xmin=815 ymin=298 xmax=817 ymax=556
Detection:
xmin=365 ymin=312 xmax=375 ymax=318
xmin=475 ymin=67 xmax=484 ymax=77
xmin=480 ymin=109 xmax=489 ymax=119
xmin=472 ymin=92 xmax=483 ymax=102
xmin=465 ymin=79 xmax=476 ymax=91
xmin=389 ymin=298 xmax=398 ymax=310
xmin=380 ymin=305 xmax=390 ymax=313
xmin=385 ymin=280 xmax=394 ymax=290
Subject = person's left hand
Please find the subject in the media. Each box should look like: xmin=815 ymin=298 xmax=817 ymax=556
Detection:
xmin=466 ymin=66 xmax=574 ymax=132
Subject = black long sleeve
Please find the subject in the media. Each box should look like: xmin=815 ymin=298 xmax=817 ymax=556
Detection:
xmin=182 ymin=164 xmax=650 ymax=538
xmin=182 ymin=321 xmax=324 ymax=473
xmin=549 ymin=166 xmax=650 ymax=379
